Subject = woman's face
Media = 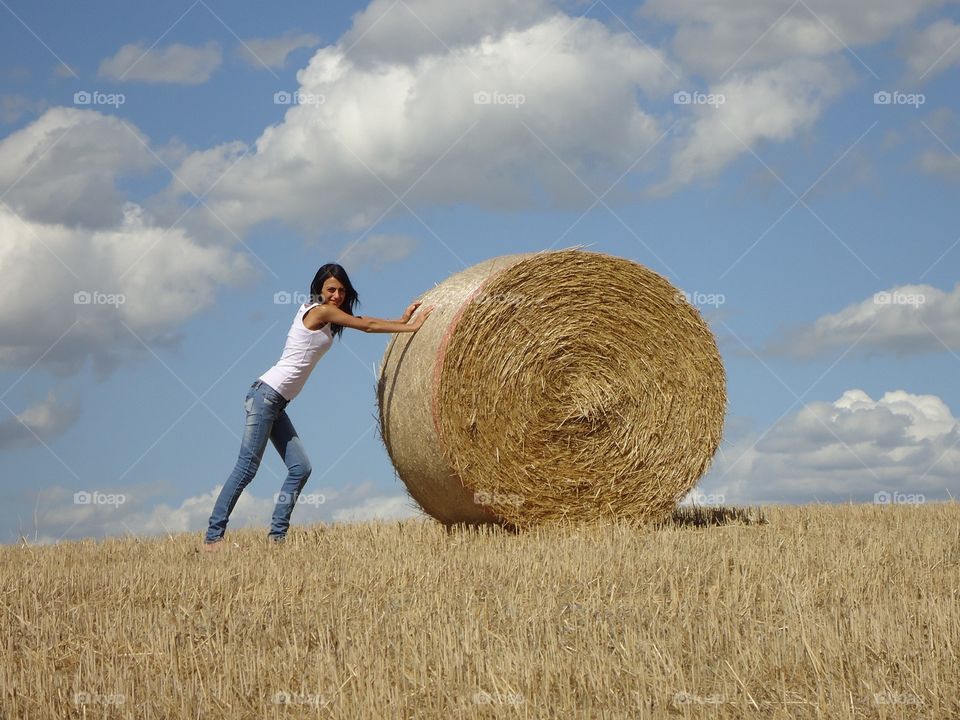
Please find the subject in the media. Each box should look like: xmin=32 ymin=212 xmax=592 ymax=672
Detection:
xmin=322 ymin=277 xmax=346 ymax=307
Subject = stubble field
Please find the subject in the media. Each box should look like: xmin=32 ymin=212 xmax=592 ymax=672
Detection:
xmin=2 ymin=503 xmax=958 ymax=719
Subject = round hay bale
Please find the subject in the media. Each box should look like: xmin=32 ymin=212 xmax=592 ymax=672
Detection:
xmin=376 ymin=249 xmax=726 ymax=529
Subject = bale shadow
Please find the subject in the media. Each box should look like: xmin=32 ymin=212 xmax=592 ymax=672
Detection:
xmin=437 ymin=506 xmax=769 ymax=536
xmin=443 ymin=519 xmax=521 ymax=536
xmin=662 ymin=505 xmax=769 ymax=528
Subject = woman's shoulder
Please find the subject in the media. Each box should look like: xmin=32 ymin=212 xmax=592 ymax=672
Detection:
xmin=301 ymin=303 xmax=330 ymax=331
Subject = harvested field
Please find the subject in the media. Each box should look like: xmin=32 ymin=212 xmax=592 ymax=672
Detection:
xmin=2 ymin=503 xmax=958 ymax=719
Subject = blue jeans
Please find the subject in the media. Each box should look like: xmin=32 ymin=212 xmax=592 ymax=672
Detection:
xmin=205 ymin=379 xmax=312 ymax=542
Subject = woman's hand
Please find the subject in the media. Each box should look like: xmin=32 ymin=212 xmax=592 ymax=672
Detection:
xmin=401 ymin=301 xmax=422 ymax=323
xmin=412 ymin=305 xmax=434 ymax=329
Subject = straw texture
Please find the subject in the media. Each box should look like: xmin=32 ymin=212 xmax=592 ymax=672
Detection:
xmin=377 ymin=249 xmax=726 ymax=529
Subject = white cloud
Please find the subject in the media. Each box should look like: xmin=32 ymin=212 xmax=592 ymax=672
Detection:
xmin=653 ymin=58 xmax=849 ymax=194
xmin=238 ymin=32 xmax=320 ymax=69
xmin=98 ymin=41 xmax=222 ymax=84
xmin=338 ymin=234 xmax=419 ymax=270
xmin=0 ymin=390 xmax=81 ymax=449
xmin=696 ymin=389 xmax=960 ymax=504
xmin=641 ymin=0 xmax=949 ymax=78
xmin=332 ymin=494 xmax=420 ymax=522
xmin=0 ymin=108 xmax=254 ymax=377
xmin=340 ymin=0 xmax=553 ymax=67
xmin=767 ymin=283 xmax=960 ymax=358
xmin=164 ymin=0 xmax=947 ymax=227
xmin=20 ymin=482 xmax=421 ymax=543
xmin=0 ymin=107 xmax=156 ymax=229
xmin=0 ymin=94 xmax=48 ymax=125
xmin=128 ymin=486 xmax=273 ymax=536
xmin=4 ymin=2 xmax=955 ymax=399
xmin=901 ymin=18 xmax=960 ymax=80
xmin=0 ymin=202 xmax=253 ymax=377
xmin=23 ymin=485 xmax=269 ymax=544
xmin=163 ymin=12 xmax=675 ymax=234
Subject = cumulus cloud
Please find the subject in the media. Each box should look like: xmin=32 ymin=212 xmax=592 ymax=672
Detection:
xmin=0 ymin=390 xmax=82 ymax=449
xmin=766 ymin=283 xmax=960 ymax=358
xmin=163 ymin=10 xmax=675 ymax=235
xmin=0 ymin=108 xmax=256 ymax=378
xmin=0 ymin=94 xmax=48 ymax=125
xmin=19 ymin=481 xmax=420 ymax=543
xmin=641 ymin=0 xmax=947 ymax=78
xmin=163 ymin=0 xmax=946 ymax=229
xmin=652 ymin=57 xmax=849 ymax=194
xmin=340 ymin=0 xmax=553 ymax=67
xmin=98 ymin=41 xmax=222 ymax=84
xmin=0 ymin=202 xmax=253 ymax=377
xmin=20 ymin=485 xmax=265 ymax=544
xmin=4 ymin=0 xmax=955 ymax=391
xmin=695 ymin=389 xmax=960 ymax=504
xmin=331 ymin=494 xmax=420 ymax=521
xmin=0 ymin=107 xmax=157 ymax=229
xmin=238 ymin=32 xmax=320 ymax=69
xmin=900 ymin=18 xmax=960 ymax=80
xmin=338 ymin=234 xmax=419 ymax=270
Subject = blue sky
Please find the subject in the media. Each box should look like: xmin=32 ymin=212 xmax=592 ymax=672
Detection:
xmin=1 ymin=0 xmax=958 ymax=543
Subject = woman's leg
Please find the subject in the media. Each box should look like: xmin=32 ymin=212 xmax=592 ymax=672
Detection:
xmin=268 ymin=410 xmax=313 ymax=541
xmin=205 ymin=384 xmax=280 ymax=543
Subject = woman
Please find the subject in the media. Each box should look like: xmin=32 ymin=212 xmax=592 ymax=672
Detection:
xmin=204 ymin=263 xmax=433 ymax=550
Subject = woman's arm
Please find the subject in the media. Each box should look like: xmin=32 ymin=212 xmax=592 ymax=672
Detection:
xmin=316 ymin=302 xmax=434 ymax=333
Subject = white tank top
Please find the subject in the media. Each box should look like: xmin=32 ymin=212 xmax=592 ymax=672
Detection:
xmin=258 ymin=302 xmax=334 ymax=401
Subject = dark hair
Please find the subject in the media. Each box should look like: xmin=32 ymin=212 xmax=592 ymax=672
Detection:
xmin=309 ymin=263 xmax=359 ymax=340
